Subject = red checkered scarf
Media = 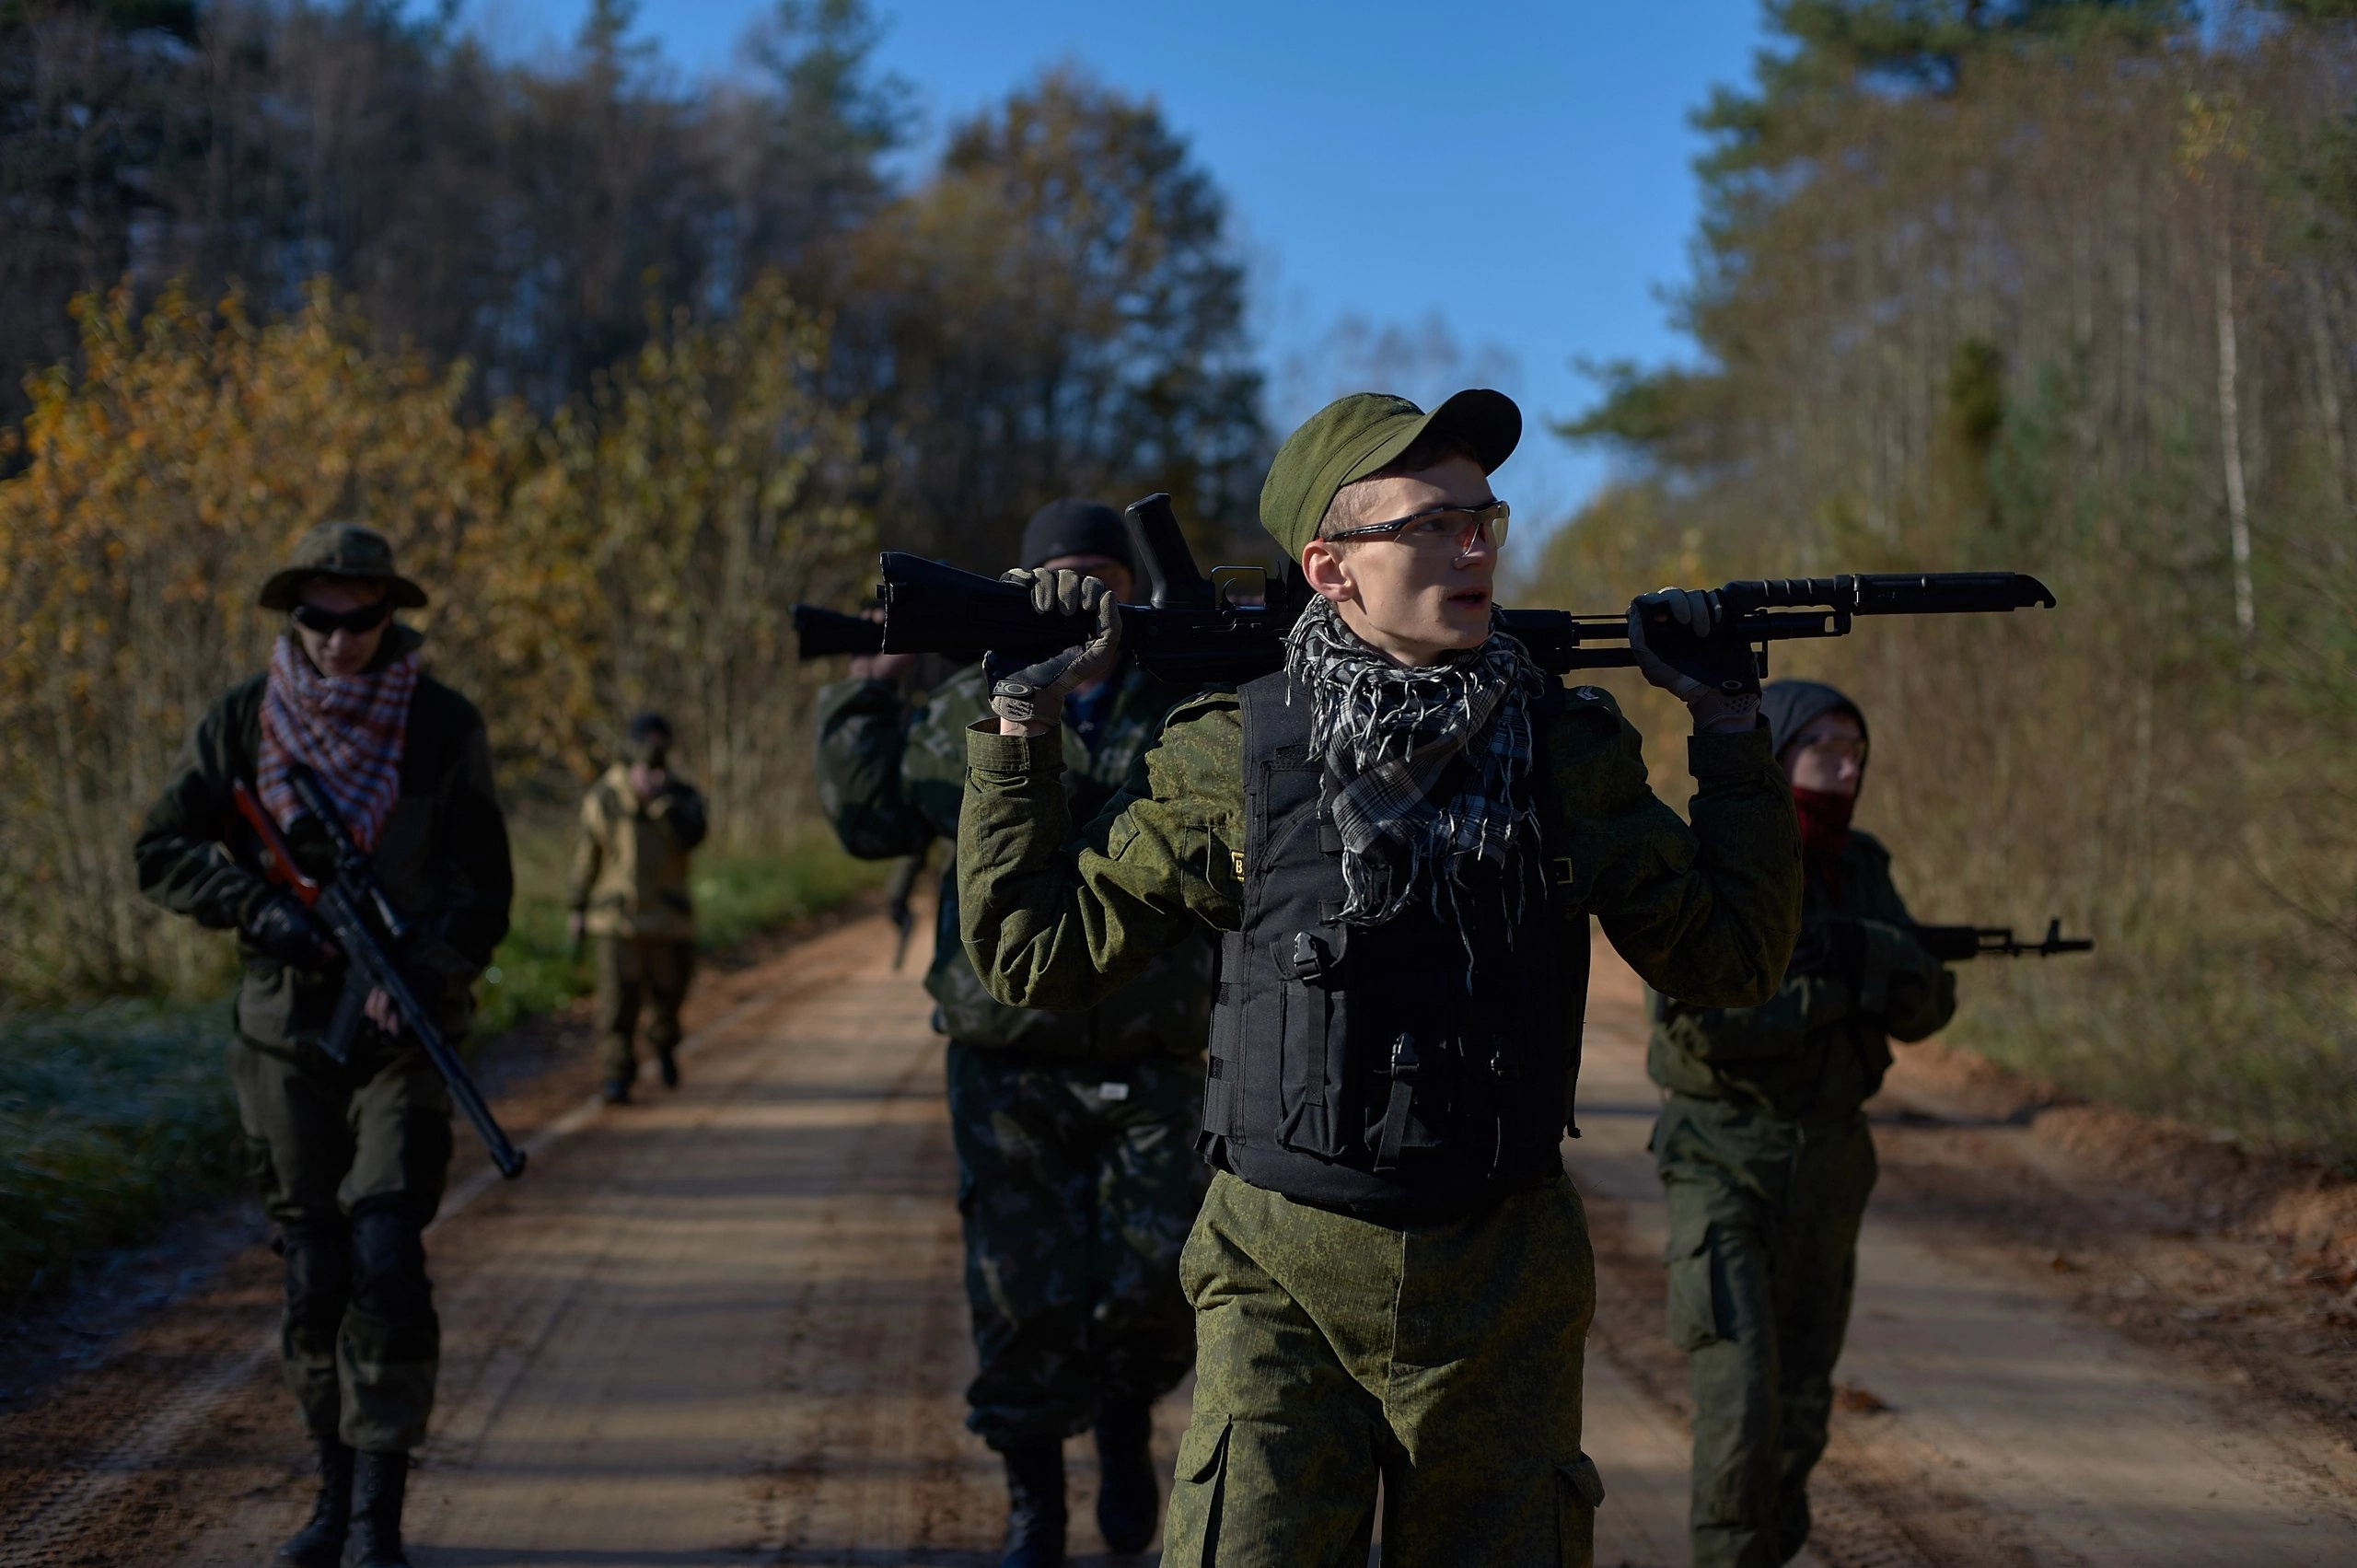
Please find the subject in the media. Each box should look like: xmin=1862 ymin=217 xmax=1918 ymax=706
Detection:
xmin=256 ymin=633 xmax=419 ymax=849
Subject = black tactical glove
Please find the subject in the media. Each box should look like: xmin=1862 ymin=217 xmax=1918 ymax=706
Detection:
xmin=1786 ymin=914 xmax=1866 ymax=985
xmin=242 ymin=890 xmax=335 ymax=970
xmin=1627 ymin=587 xmax=1761 ymax=732
xmin=986 ymin=568 xmax=1122 ymax=728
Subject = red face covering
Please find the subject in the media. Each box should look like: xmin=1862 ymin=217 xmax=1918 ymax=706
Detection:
xmin=1790 ymin=785 xmax=1855 ymax=888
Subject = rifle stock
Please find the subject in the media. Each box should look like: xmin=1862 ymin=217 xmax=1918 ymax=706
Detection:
xmin=867 ymin=493 xmax=2058 ymax=686
xmin=792 ymin=602 xmax=888 ymax=659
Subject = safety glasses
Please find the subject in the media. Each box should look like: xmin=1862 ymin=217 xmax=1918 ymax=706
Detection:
xmin=290 ymin=599 xmax=393 ymax=636
xmin=1323 ymin=499 xmax=1510 ymax=556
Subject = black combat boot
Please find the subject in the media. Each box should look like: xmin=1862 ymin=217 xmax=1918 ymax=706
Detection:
xmin=1092 ymin=1398 xmax=1159 ymax=1554
xmin=997 ymin=1437 xmax=1066 ymax=1568
xmin=273 ymin=1438 xmax=353 ymax=1567
xmin=347 ymin=1449 xmax=412 ymax=1568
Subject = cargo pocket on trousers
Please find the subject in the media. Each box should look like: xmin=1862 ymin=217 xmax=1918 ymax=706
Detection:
xmin=1666 ymin=1229 xmax=1727 ymax=1352
xmin=1166 ymin=1413 xmax=1233 ymax=1567
xmin=1557 ymin=1453 xmax=1606 ymax=1566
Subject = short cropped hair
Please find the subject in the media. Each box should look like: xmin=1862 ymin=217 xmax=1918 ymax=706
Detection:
xmin=1315 ymin=429 xmax=1486 ymax=540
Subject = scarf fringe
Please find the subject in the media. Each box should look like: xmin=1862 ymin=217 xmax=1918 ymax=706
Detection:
xmin=1283 ymin=598 xmax=1548 ymax=936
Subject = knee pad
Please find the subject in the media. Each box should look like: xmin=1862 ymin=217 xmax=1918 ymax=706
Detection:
xmin=348 ymin=1202 xmax=433 ymax=1323
xmin=281 ymin=1224 xmax=352 ymax=1335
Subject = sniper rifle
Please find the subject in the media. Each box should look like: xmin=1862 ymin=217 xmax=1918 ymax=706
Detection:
xmin=232 ymin=766 xmax=529 ymax=1179
xmin=811 ymin=493 xmax=2057 ymax=686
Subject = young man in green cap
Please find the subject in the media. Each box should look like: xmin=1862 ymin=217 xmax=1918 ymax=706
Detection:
xmin=814 ymin=498 xmax=1217 ymax=1567
xmin=568 ymin=709 xmax=709 ymax=1104
xmin=957 ymin=391 xmax=1802 ymax=1567
xmin=135 ymin=521 xmax=513 ymax=1568
xmin=1649 ymin=679 xmax=1954 ymax=1568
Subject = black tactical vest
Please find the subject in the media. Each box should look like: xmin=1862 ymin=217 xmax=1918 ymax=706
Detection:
xmin=1198 ymin=670 xmax=1589 ymax=1220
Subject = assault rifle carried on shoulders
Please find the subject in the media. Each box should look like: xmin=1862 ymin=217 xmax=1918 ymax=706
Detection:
xmin=232 ymin=765 xmax=528 ymax=1179
xmin=794 ymin=494 xmax=2058 ymax=685
xmin=1908 ymin=919 xmax=2094 ymax=962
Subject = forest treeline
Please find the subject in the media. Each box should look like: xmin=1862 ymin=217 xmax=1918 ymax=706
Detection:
xmin=0 ymin=0 xmax=1265 ymax=1000
xmin=1536 ymin=0 xmax=2357 ymax=1154
xmin=8 ymin=0 xmax=2355 ymax=1159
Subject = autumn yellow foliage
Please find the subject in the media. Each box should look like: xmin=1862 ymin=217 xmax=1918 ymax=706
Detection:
xmin=0 ymin=277 xmax=872 ymax=1001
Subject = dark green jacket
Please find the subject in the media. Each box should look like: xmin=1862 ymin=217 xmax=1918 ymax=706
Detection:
xmin=815 ymin=661 xmax=1215 ymax=1061
xmin=1647 ymin=828 xmax=1956 ymax=1120
xmin=134 ymin=627 xmax=515 ymax=1054
xmin=957 ymin=682 xmax=1802 ymax=1026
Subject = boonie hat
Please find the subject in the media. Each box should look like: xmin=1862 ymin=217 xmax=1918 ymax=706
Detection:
xmin=258 ymin=521 xmax=430 ymax=611
xmin=1259 ymin=389 xmax=1522 ymax=560
xmin=1019 ymin=499 xmax=1132 ymax=572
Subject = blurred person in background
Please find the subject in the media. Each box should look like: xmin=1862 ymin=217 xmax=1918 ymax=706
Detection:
xmin=1647 ymin=679 xmax=1956 ymax=1568
xmin=134 ymin=522 xmax=514 ymax=1568
xmin=568 ymin=711 xmax=708 ymax=1105
xmin=814 ymin=499 xmax=1216 ymax=1566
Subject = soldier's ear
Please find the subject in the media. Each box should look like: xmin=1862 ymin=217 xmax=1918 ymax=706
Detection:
xmin=1301 ymin=540 xmax=1357 ymax=604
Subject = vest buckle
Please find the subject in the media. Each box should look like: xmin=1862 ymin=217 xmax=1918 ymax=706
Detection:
xmin=1374 ymin=1032 xmax=1420 ymax=1171
xmin=1275 ymin=927 xmax=1347 ymax=983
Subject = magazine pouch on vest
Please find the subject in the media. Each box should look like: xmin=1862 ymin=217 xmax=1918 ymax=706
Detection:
xmin=1199 ymin=669 xmax=1589 ymax=1219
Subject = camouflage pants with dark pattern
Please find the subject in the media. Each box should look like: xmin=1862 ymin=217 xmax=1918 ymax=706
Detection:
xmin=945 ymin=1042 xmax=1206 ymax=1449
xmin=1162 ymin=1170 xmax=1607 ymax=1568
xmin=228 ymin=1036 xmax=452 ymax=1454
xmin=1654 ymin=1094 xmax=1877 ymax=1568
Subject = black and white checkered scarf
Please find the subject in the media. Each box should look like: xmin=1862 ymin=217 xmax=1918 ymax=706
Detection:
xmin=1283 ymin=595 xmax=1550 ymax=931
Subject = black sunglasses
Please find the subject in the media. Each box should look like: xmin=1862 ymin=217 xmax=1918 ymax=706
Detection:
xmin=291 ymin=599 xmax=393 ymax=636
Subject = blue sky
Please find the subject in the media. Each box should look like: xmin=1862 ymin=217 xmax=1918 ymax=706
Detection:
xmin=481 ymin=0 xmax=1769 ymax=526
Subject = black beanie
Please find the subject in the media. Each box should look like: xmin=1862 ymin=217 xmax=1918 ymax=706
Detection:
xmin=1018 ymin=498 xmax=1132 ymax=572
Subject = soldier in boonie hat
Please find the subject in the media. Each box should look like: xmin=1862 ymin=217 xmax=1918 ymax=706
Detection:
xmin=258 ymin=521 xmax=431 ymax=611
xmin=950 ymin=389 xmax=1805 ymax=1566
xmin=137 ymin=514 xmax=508 ymax=1568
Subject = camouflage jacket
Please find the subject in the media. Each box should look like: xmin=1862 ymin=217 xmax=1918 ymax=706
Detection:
xmin=1647 ymin=828 xmax=1956 ymax=1120
xmin=958 ymin=682 xmax=1802 ymax=1028
xmin=133 ymin=626 xmax=515 ymax=1055
xmin=815 ymin=661 xmax=1215 ymax=1061
xmin=567 ymin=761 xmax=708 ymax=941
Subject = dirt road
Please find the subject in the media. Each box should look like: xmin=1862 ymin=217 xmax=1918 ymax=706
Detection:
xmin=5 ymin=911 xmax=2354 ymax=1566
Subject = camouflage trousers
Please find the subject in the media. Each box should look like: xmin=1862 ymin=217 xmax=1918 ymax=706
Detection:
xmin=1654 ymin=1094 xmax=1877 ymax=1568
xmin=944 ymin=1043 xmax=1206 ymax=1449
xmin=1163 ymin=1170 xmax=1607 ymax=1568
xmin=228 ymin=1036 xmax=453 ymax=1453
xmin=595 ymin=935 xmax=695 ymax=1084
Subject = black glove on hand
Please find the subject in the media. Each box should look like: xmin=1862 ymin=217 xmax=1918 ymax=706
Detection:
xmin=1786 ymin=914 xmax=1865 ymax=985
xmin=1627 ymin=587 xmax=1761 ymax=732
xmin=243 ymin=890 xmax=333 ymax=970
xmin=986 ymin=568 xmax=1122 ymax=728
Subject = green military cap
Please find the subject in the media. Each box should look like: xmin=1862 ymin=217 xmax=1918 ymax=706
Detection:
xmin=258 ymin=521 xmax=429 ymax=610
xmin=1258 ymin=388 xmax=1522 ymax=560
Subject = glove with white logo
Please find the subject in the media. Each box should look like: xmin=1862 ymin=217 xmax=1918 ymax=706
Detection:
xmin=986 ymin=569 xmax=1124 ymax=729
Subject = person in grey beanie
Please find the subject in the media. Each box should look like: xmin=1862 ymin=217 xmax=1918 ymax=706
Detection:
xmin=1649 ymin=677 xmax=1956 ymax=1568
